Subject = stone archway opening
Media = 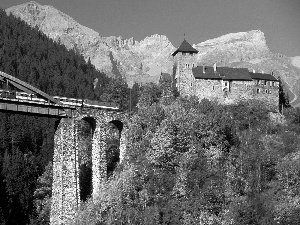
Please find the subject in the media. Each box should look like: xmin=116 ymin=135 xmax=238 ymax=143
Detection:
xmin=77 ymin=117 xmax=96 ymax=202
xmin=106 ymin=120 xmax=123 ymax=178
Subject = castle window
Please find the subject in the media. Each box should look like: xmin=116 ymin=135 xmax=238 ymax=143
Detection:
xmin=192 ymin=63 xmax=195 ymax=68
xmin=264 ymin=80 xmax=267 ymax=85
xmin=265 ymin=89 xmax=268 ymax=94
xmin=212 ymin=86 xmax=215 ymax=91
xmin=256 ymin=88 xmax=260 ymax=93
xmin=223 ymin=88 xmax=228 ymax=98
xmin=272 ymin=81 xmax=275 ymax=86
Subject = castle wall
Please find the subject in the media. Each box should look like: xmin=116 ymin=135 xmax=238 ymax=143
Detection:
xmin=192 ymin=78 xmax=279 ymax=110
xmin=193 ymin=79 xmax=223 ymax=102
xmin=227 ymin=80 xmax=255 ymax=102
xmin=252 ymin=81 xmax=279 ymax=111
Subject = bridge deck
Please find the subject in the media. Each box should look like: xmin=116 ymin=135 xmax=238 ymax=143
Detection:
xmin=0 ymin=97 xmax=73 ymax=117
xmin=0 ymin=95 xmax=119 ymax=118
xmin=0 ymin=70 xmax=119 ymax=117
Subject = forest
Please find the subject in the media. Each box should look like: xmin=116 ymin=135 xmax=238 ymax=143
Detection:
xmin=73 ymin=91 xmax=300 ymax=225
xmin=0 ymin=9 xmax=133 ymax=224
xmin=1 ymin=8 xmax=300 ymax=225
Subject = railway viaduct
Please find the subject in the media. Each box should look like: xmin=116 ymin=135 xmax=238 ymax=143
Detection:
xmin=0 ymin=71 xmax=127 ymax=225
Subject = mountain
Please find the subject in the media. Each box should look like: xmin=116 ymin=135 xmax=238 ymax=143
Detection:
xmin=6 ymin=1 xmax=300 ymax=106
xmin=6 ymin=1 xmax=175 ymax=87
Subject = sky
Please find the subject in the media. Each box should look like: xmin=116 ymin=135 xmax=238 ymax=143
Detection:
xmin=1 ymin=0 xmax=300 ymax=57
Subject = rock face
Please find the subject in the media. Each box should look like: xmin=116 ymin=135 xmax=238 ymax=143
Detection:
xmin=6 ymin=1 xmax=175 ymax=87
xmin=6 ymin=1 xmax=300 ymax=106
xmin=194 ymin=30 xmax=270 ymax=64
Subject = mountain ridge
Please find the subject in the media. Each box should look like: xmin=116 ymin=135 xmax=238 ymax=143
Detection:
xmin=6 ymin=1 xmax=300 ymax=106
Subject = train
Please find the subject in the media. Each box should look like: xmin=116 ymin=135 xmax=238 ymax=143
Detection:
xmin=0 ymin=89 xmax=46 ymax=103
xmin=0 ymin=89 xmax=119 ymax=110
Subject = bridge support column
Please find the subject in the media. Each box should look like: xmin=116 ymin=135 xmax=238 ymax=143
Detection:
xmin=119 ymin=126 xmax=128 ymax=163
xmin=92 ymin=122 xmax=108 ymax=200
xmin=50 ymin=118 xmax=80 ymax=225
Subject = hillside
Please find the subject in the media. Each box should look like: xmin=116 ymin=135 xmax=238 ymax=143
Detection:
xmin=6 ymin=1 xmax=300 ymax=105
xmin=6 ymin=1 xmax=175 ymax=87
xmin=0 ymin=9 xmax=131 ymax=224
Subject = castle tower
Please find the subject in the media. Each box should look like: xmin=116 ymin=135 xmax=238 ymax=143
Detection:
xmin=172 ymin=39 xmax=198 ymax=96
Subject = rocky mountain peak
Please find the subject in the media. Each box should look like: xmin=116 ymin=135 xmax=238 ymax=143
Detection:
xmin=194 ymin=30 xmax=270 ymax=65
xmin=199 ymin=30 xmax=267 ymax=46
xmin=6 ymin=1 xmax=98 ymax=40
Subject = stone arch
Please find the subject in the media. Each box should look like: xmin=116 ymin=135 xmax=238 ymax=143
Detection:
xmin=76 ymin=116 xmax=96 ymax=202
xmin=106 ymin=120 xmax=124 ymax=177
xmin=81 ymin=116 xmax=96 ymax=133
xmin=109 ymin=119 xmax=123 ymax=134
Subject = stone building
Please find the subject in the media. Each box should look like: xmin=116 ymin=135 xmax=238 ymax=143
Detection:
xmin=172 ymin=39 xmax=279 ymax=111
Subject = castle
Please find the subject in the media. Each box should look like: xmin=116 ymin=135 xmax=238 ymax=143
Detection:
xmin=171 ymin=39 xmax=279 ymax=110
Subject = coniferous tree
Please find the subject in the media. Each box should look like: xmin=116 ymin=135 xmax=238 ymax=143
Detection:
xmin=278 ymin=76 xmax=291 ymax=111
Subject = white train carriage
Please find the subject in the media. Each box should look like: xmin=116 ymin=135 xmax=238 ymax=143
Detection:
xmin=16 ymin=92 xmax=32 ymax=101
xmin=83 ymin=99 xmax=119 ymax=110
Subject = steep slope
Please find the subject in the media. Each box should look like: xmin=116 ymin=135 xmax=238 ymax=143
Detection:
xmin=6 ymin=1 xmax=300 ymax=105
xmin=6 ymin=1 xmax=175 ymax=87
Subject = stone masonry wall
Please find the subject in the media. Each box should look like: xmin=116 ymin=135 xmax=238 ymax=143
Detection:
xmin=188 ymin=78 xmax=279 ymax=110
xmin=252 ymin=81 xmax=279 ymax=111
xmin=194 ymin=79 xmax=223 ymax=102
xmin=91 ymin=118 xmax=109 ymax=200
xmin=50 ymin=109 xmax=126 ymax=225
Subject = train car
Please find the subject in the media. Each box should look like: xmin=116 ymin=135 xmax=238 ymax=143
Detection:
xmin=16 ymin=92 xmax=32 ymax=101
xmin=76 ymin=99 xmax=83 ymax=106
xmin=31 ymin=94 xmax=47 ymax=103
xmin=0 ymin=89 xmax=16 ymax=99
xmin=83 ymin=99 xmax=119 ymax=110
xmin=59 ymin=97 xmax=69 ymax=105
xmin=67 ymin=98 xmax=80 ymax=106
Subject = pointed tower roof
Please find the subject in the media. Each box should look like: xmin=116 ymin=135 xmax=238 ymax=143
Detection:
xmin=172 ymin=39 xmax=199 ymax=56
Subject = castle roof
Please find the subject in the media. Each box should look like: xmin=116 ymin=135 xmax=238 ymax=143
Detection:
xmin=249 ymin=72 xmax=278 ymax=81
xmin=172 ymin=40 xmax=199 ymax=56
xmin=192 ymin=66 xmax=252 ymax=81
